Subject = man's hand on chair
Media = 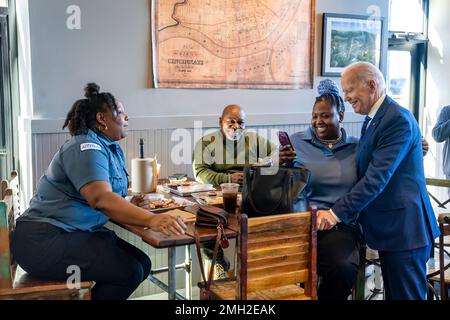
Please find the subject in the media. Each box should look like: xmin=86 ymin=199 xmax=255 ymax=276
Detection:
xmin=317 ymin=210 xmax=338 ymax=231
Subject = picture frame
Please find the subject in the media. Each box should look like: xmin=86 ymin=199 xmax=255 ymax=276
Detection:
xmin=321 ymin=13 xmax=384 ymax=77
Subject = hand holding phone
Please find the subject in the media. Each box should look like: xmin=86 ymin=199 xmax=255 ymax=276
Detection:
xmin=278 ymin=131 xmax=294 ymax=150
xmin=278 ymin=131 xmax=297 ymax=163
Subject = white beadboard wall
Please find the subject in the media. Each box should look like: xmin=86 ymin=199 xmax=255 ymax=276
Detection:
xmin=31 ymin=122 xmax=363 ymax=298
xmin=32 ymin=123 xmax=364 ymax=187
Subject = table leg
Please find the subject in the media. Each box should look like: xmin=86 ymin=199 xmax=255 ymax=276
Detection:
xmin=185 ymin=245 xmax=192 ymax=300
xmin=168 ymin=247 xmax=176 ymax=300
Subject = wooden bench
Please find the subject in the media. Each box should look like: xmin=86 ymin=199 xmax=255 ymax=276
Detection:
xmin=202 ymin=211 xmax=317 ymax=300
xmin=0 ymin=174 xmax=93 ymax=299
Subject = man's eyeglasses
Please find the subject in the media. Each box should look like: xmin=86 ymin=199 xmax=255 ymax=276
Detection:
xmin=224 ymin=118 xmax=245 ymax=128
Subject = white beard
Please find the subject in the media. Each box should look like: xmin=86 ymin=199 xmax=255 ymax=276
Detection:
xmin=224 ymin=129 xmax=244 ymax=141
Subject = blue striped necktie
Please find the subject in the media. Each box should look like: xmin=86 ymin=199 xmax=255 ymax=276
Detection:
xmin=360 ymin=116 xmax=372 ymax=139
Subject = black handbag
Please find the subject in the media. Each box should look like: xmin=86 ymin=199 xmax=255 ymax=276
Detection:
xmin=241 ymin=165 xmax=310 ymax=217
xmin=195 ymin=204 xmax=229 ymax=228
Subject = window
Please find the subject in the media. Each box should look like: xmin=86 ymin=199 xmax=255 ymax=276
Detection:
xmin=389 ymin=0 xmax=426 ymax=33
xmin=387 ymin=0 xmax=429 ymax=121
xmin=387 ymin=51 xmax=411 ymax=108
xmin=0 ymin=5 xmax=16 ymax=179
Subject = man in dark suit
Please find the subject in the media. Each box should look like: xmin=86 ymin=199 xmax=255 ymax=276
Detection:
xmin=316 ymin=62 xmax=439 ymax=300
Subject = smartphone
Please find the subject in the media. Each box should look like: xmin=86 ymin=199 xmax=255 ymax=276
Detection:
xmin=278 ymin=131 xmax=294 ymax=150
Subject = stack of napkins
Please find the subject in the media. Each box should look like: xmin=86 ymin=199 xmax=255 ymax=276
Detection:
xmin=177 ymin=184 xmax=214 ymax=193
xmin=163 ymin=209 xmax=196 ymax=222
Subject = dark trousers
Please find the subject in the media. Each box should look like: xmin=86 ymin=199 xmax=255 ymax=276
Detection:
xmin=317 ymin=224 xmax=361 ymax=300
xmin=378 ymin=244 xmax=431 ymax=300
xmin=11 ymin=221 xmax=151 ymax=300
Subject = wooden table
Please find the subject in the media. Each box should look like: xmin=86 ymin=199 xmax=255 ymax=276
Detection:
xmin=116 ymin=186 xmax=239 ymax=300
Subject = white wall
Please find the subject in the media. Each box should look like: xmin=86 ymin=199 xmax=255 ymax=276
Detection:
xmin=27 ymin=0 xmax=388 ymax=130
xmin=424 ymin=0 xmax=450 ymax=178
xmin=22 ymin=0 xmax=390 ymax=189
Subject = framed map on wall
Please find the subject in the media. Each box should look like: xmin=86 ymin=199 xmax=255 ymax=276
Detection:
xmin=151 ymin=0 xmax=315 ymax=89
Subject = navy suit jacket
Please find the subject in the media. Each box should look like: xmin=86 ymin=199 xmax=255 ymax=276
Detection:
xmin=332 ymin=96 xmax=439 ymax=251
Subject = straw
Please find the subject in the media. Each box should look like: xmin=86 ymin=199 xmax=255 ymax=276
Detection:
xmin=139 ymin=138 xmax=144 ymax=159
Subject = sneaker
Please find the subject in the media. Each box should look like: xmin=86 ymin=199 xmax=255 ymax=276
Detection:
xmin=214 ymin=263 xmax=227 ymax=280
xmin=215 ymin=255 xmax=231 ymax=272
xmin=213 ymin=254 xmax=231 ymax=280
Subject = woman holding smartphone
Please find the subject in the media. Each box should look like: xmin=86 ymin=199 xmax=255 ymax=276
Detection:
xmin=289 ymin=79 xmax=361 ymax=300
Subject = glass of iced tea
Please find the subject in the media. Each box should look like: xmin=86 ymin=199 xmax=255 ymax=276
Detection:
xmin=220 ymin=183 xmax=239 ymax=214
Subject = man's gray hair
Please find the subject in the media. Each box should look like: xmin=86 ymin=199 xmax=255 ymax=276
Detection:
xmin=342 ymin=62 xmax=386 ymax=96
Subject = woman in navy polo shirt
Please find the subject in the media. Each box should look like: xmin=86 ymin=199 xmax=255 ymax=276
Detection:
xmin=11 ymin=83 xmax=187 ymax=300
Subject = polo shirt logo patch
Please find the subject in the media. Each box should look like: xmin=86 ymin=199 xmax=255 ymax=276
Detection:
xmin=80 ymin=143 xmax=102 ymax=151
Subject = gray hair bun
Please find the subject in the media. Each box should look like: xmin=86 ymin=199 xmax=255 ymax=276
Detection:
xmin=317 ymin=79 xmax=340 ymax=96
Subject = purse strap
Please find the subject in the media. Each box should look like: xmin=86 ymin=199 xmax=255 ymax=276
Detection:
xmin=246 ymin=168 xmax=291 ymax=214
xmin=194 ymin=224 xmax=223 ymax=299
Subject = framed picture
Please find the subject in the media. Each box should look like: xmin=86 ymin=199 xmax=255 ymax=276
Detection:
xmin=321 ymin=13 xmax=384 ymax=77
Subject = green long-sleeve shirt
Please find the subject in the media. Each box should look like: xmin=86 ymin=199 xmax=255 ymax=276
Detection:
xmin=192 ymin=130 xmax=275 ymax=186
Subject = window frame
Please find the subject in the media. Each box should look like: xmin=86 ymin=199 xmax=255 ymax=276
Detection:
xmin=387 ymin=0 xmax=429 ymax=125
xmin=0 ymin=2 xmax=19 ymax=179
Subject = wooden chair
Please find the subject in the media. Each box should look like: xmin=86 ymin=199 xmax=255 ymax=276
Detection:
xmin=0 ymin=185 xmax=93 ymax=299
xmin=427 ymin=213 xmax=450 ymax=300
xmin=202 ymin=210 xmax=317 ymax=300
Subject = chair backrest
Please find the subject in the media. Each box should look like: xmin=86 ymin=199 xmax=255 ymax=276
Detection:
xmin=236 ymin=211 xmax=317 ymax=300
xmin=0 ymin=189 xmax=15 ymax=290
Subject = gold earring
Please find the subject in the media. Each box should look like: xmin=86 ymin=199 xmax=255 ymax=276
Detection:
xmin=103 ymin=124 xmax=108 ymax=131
